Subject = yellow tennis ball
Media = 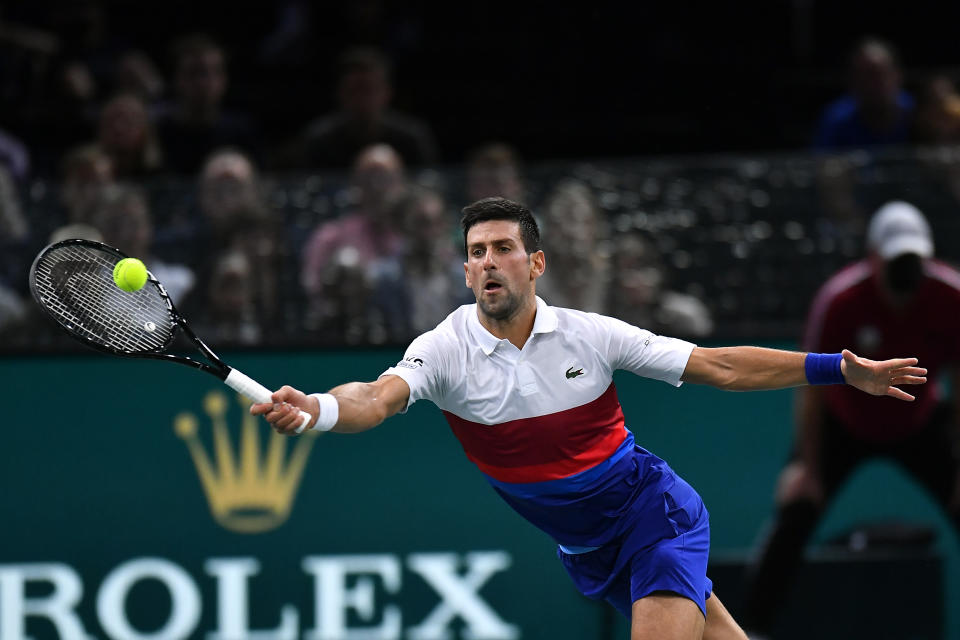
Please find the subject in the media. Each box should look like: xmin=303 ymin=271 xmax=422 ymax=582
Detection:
xmin=113 ymin=258 xmax=148 ymax=292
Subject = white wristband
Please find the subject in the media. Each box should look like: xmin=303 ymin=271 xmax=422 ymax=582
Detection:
xmin=309 ymin=393 xmax=339 ymax=432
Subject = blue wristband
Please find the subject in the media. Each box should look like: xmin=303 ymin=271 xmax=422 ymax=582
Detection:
xmin=804 ymin=352 xmax=844 ymax=385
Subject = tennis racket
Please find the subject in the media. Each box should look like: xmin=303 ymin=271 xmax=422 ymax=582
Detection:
xmin=29 ymin=238 xmax=312 ymax=432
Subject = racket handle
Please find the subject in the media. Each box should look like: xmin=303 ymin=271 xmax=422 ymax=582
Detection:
xmin=224 ymin=368 xmax=313 ymax=433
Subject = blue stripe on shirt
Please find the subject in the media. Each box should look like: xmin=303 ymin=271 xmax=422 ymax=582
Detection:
xmin=483 ymin=430 xmax=636 ymax=498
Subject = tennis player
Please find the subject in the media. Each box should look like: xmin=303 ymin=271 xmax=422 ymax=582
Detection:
xmin=253 ymin=197 xmax=926 ymax=640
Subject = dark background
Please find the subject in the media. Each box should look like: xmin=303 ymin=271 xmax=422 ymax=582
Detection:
xmin=5 ymin=1 xmax=960 ymax=167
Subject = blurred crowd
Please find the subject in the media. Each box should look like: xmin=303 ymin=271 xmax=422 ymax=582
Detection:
xmin=1 ymin=5 xmax=960 ymax=349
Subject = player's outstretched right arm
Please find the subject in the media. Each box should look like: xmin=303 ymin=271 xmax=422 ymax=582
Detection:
xmin=251 ymin=375 xmax=411 ymax=435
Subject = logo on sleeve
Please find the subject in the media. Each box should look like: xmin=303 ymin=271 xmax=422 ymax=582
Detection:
xmin=565 ymin=366 xmax=585 ymax=379
xmin=398 ymin=356 xmax=425 ymax=370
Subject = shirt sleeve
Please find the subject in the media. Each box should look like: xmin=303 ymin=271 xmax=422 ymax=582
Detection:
xmin=600 ymin=315 xmax=696 ymax=387
xmin=379 ymin=329 xmax=450 ymax=411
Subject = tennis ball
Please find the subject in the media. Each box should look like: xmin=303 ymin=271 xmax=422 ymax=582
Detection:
xmin=113 ymin=258 xmax=148 ymax=292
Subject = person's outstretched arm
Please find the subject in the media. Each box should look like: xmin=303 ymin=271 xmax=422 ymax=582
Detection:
xmin=681 ymin=347 xmax=926 ymax=401
xmin=250 ymin=374 xmax=411 ymax=435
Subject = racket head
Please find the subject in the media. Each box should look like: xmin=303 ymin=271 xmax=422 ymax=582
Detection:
xmin=29 ymin=238 xmax=179 ymax=357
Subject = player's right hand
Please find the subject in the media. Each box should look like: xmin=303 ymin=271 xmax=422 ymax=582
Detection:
xmin=250 ymin=385 xmax=319 ymax=435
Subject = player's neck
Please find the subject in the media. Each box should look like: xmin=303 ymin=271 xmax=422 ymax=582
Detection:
xmin=477 ymin=299 xmax=538 ymax=350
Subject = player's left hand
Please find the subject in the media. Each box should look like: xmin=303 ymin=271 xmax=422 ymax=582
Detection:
xmin=840 ymin=349 xmax=927 ymax=401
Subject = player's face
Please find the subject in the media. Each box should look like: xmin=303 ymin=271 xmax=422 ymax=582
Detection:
xmin=464 ymin=220 xmax=544 ymax=321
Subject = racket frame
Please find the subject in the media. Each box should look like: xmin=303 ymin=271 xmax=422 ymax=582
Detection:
xmin=29 ymin=238 xmax=231 ymax=380
xmin=30 ymin=238 xmax=313 ymax=431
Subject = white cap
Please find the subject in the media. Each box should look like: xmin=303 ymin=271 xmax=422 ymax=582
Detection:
xmin=867 ymin=201 xmax=933 ymax=260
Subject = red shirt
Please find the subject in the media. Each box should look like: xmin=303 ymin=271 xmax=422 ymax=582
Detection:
xmin=804 ymin=259 xmax=960 ymax=442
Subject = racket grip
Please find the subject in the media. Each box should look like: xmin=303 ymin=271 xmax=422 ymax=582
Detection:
xmin=224 ymin=368 xmax=312 ymax=433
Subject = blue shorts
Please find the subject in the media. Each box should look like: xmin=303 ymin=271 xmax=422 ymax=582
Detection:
xmin=556 ymin=467 xmax=713 ymax=618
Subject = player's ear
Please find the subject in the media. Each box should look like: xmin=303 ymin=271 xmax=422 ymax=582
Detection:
xmin=530 ymin=250 xmax=545 ymax=280
xmin=464 ymin=261 xmax=472 ymax=288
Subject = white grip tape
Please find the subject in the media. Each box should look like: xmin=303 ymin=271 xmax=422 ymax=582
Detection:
xmin=224 ymin=368 xmax=311 ymax=432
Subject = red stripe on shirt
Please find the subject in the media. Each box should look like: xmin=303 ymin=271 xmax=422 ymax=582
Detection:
xmin=441 ymin=383 xmax=627 ymax=483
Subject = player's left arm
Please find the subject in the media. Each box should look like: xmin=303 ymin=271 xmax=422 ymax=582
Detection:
xmin=681 ymin=346 xmax=927 ymax=400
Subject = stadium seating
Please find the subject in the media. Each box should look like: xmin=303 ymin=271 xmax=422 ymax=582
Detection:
xmin=7 ymin=147 xmax=960 ymax=349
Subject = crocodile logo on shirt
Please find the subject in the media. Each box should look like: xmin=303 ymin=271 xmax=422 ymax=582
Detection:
xmin=565 ymin=366 xmax=585 ymax=379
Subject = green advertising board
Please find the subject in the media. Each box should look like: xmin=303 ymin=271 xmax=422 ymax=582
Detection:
xmin=0 ymin=349 xmax=957 ymax=639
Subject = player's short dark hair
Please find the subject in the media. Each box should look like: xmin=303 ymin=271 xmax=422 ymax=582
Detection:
xmin=461 ymin=197 xmax=540 ymax=256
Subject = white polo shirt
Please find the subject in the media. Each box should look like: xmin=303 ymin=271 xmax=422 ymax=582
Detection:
xmin=382 ymin=297 xmax=695 ymax=485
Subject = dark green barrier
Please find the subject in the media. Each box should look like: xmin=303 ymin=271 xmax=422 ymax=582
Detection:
xmin=1 ymin=349 xmax=956 ymax=639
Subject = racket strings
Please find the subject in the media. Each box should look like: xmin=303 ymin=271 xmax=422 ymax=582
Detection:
xmin=33 ymin=244 xmax=175 ymax=353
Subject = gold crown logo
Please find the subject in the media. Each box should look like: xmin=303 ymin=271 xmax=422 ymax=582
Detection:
xmin=174 ymin=391 xmax=318 ymax=534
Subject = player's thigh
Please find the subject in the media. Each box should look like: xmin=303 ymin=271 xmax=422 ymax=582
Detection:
xmin=702 ymin=592 xmax=748 ymax=640
xmin=630 ymin=591 xmax=704 ymax=640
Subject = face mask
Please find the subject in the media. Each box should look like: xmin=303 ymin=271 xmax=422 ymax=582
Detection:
xmin=885 ymin=254 xmax=924 ymax=294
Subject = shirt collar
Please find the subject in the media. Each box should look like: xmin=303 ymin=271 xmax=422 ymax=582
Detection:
xmin=531 ymin=296 xmax=559 ymax=335
xmin=469 ymin=296 xmax=558 ymax=356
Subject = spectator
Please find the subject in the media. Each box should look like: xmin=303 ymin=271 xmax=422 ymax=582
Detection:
xmin=741 ymin=201 xmax=960 ymax=636
xmin=536 ymin=179 xmax=609 ymax=313
xmin=313 ymin=244 xmax=387 ymax=344
xmin=191 ymin=250 xmax=262 ymax=346
xmin=221 ymin=207 xmax=286 ymax=336
xmin=913 ymin=74 xmax=960 ymax=145
xmin=48 ymin=0 xmax=120 ymax=90
xmin=153 ymin=147 xmax=270 ymax=269
xmin=374 ymin=187 xmax=472 ymax=339
xmin=465 ymin=142 xmax=526 ymax=204
xmin=90 ymin=184 xmax=195 ymax=303
xmin=94 ymin=92 xmax=163 ymax=179
xmin=0 ymin=281 xmax=28 ymax=337
xmin=59 ymin=145 xmax=115 ymax=227
xmin=59 ymin=59 xmax=98 ymax=121
xmin=0 ymin=11 xmax=59 ymax=108
xmin=813 ymin=37 xmax=914 ymax=151
xmin=278 ymin=47 xmax=437 ymax=170
xmin=0 ymin=128 xmax=31 ymax=183
xmin=910 ymin=75 xmax=960 ymax=209
xmin=0 ymin=163 xmax=28 ymax=337
xmin=113 ymin=49 xmax=165 ymax=108
xmin=11 ymin=6 xmax=100 ymax=175
xmin=301 ymin=143 xmax=407 ymax=334
xmin=197 ymin=147 xmax=265 ymax=240
xmin=185 ymin=148 xmax=284 ymax=332
xmin=30 ymin=2 xmax=134 ymax=174
xmin=156 ymin=34 xmax=259 ymax=174
xmin=608 ymin=231 xmax=713 ymax=338
xmin=0 ymin=166 xmax=28 ymax=243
